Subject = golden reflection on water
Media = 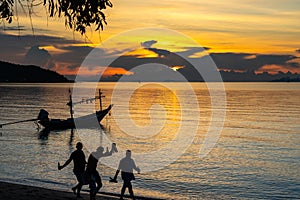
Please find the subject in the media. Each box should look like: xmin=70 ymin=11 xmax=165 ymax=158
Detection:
xmin=94 ymin=82 xmax=216 ymax=155
xmin=129 ymin=84 xmax=179 ymax=125
xmin=106 ymin=83 xmax=184 ymax=153
xmin=129 ymin=84 xmax=181 ymax=128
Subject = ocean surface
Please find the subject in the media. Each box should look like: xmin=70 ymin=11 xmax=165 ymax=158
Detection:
xmin=0 ymin=82 xmax=299 ymax=199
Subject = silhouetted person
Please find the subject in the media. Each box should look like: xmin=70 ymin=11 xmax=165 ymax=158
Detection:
xmin=58 ymin=142 xmax=86 ymax=198
xmin=85 ymin=143 xmax=118 ymax=200
xmin=110 ymin=150 xmax=140 ymax=200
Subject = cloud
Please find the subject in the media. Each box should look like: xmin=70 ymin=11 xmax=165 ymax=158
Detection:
xmin=141 ymin=40 xmax=157 ymax=48
xmin=104 ymin=47 xmax=206 ymax=81
xmin=296 ymin=49 xmax=300 ymax=53
xmin=1 ymin=30 xmax=299 ymax=80
xmin=53 ymin=45 xmax=94 ymax=67
xmin=0 ymin=32 xmax=97 ymax=74
xmin=24 ymin=45 xmax=55 ymax=69
xmin=103 ymin=46 xmax=300 ymax=81
xmin=177 ymin=47 xmax=210 ymax=58
xmin=67 ymin=65 xmax=80 ymax=70
xmin=119 ymin=63 xmax=186 ymax=82
xmin=0 ymin=32 xmax=81 ymax=65
xmin=147 ymin=48 xmax=171 ymax=57
xmin=210 ymin=53 xmax=299 ymax=72
xmin=52 ymin=45 xmax=136 ymax=76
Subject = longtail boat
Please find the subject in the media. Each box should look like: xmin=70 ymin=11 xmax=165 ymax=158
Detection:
xmin=37 ymin=89 xmax=112 ymax=130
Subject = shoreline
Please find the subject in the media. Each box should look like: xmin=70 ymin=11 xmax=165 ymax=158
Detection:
xmin=0 ymin=181 xmax=165 ymax=200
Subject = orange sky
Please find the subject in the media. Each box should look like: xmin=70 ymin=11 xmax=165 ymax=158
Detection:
xmin=1 ymin=0 xmax=300 ymax=76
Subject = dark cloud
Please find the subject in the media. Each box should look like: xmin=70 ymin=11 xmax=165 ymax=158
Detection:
xmin=53 ymin=45 xmax=95 ymax=67
xmin=0 ymin=32 xmax=95 ymax=72
xmin=24 ymin=45 xmax=55 ymax=69
xmin=177 ymin=47 xmax=210 ymax=58
xmin=296 ymin=49 xmax=300 ymax=53
xmin=1 ymin=31 xmax=299 ymax=81
xmin=67 ymin=65 xmax=80 ymax=70
xmin=0 ymin=32 xmax=81 ymax=65
xmin=210 ymin=53 xmax=299 ymax=71
xmin=105 ymin=48 xmax=206 ymax=81
xmin=147 ymin=48 xmax=171 ymax=57
xmin=144 ymin=45 xmax=210 ymax=58
xmin=286 ymin=59 xmax=300 ymax=69
xmin=120 ymin=63 xmax=186 ymax=82
xmin=141 ymin=40 xmax=157 ymax=48
xmin=103 ymin=47 xmax=300 ymax=81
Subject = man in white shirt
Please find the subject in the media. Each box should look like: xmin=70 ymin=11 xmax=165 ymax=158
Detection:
xmin=110 ymin=150 xmax=140 ymax=200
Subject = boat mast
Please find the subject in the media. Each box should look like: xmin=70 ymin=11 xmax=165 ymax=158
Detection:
xmin=97 ymin=89 xmax=105 ymax=111
xmin=67 ymin=88 xmax=74 ymax=119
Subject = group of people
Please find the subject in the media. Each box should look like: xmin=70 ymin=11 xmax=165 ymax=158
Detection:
xmin=58 ymin=142 xmax=140 ymax=200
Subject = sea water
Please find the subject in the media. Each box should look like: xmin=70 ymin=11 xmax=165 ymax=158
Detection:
xmin=0 ymin=82 xmax=299 ymax=199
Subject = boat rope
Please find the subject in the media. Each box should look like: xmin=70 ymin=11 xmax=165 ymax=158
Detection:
xmin=0 ymin=118 xmax=37 ymax=128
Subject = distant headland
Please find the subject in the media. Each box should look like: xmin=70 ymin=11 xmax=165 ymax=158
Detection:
xmin=1 ymin=60 xmax=300 ymax=83
xmin=0 ymin=61 xmax=71 ymax=83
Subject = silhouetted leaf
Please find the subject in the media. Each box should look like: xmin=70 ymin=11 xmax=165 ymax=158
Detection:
xmin=0 ymin=0 xmax=113 ymax=34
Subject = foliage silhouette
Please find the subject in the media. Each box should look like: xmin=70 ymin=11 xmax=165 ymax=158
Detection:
xmin=0 ymin=0 xmax=113 ymax=34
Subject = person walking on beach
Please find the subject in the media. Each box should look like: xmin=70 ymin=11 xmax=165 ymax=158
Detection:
xmin=110 ymin=150 xmax=140 ymax=200
xmin=85 ymin=143 xmax=118 ymax=200
xmin=58 ymin=142 xmax=86 ymax=198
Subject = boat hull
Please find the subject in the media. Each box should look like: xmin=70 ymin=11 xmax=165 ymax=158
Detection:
xmin=38 ymin=105 xmax=112 ymax=130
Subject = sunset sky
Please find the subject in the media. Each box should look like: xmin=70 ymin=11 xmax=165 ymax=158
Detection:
xmin=0 ymin=0 xmax=300 ymax=78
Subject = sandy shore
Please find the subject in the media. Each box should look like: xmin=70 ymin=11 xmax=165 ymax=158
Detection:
xmin=0 ymin=181 xmax=164 ymax=200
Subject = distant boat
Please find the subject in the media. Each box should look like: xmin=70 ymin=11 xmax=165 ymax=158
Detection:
xmin=37 ymin=89 xmax=112 ymax=130
xmin=0 ymin=89 xmax=112 ymax=130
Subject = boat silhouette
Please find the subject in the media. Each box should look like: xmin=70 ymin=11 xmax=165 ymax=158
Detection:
xmin=37 ymin=89 xmax=112 ymax=130
xmin=0 ymin=89 xmax=112 ymax=130
xmin=37 ymin=105 xmax=112 ymax=130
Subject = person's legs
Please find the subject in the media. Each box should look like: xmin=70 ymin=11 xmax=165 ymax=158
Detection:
xmin=120 ymin=181 xmax=127 ymax=200
xmin=76 ymin=182 xmax=83 ymax=197
xmin=72 ymin=186 xmax=77 ymax=195
xmin=90 ymin=190 xmax=95 ymax=200
xmin=72 ymin=171 xmax=79 ymax=194
xmin=88 ymin=173 xmax=96 ymax=200
xmin=120 ymin=179 xmax=134 ymax=200
xmin=89 ymin=182 xmax=96 ymax=200
xmin=127 ymin=181 xmax=135 ymax=200
xmin=126 ymin=181 xmax=135 ymax=199
xmin=74 ymin=171 xmax=85 ymax=197
xmin=88 ymin=171 xmax=102 ymax=200
xmin=94 ymin=171 xmax=102 ymax=193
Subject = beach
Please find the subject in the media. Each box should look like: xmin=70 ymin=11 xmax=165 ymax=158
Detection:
xmin=0 ymin=181 xmax=165 ymax=200
xmin=0 ymin=181 xmax=118 ymax=200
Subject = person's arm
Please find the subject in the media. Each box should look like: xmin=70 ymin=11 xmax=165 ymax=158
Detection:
xmin=132 ymin=160 xmax=140 ymax=174
xmin=113 ymin=169 xmax=120 ymax=179
xmin=109 ymin=169 xmax=119 ymax=183
xmin=109 ymin=160 xmax=121 ymax=183
xmin=58 ymin=156 xmax=72 ymax=170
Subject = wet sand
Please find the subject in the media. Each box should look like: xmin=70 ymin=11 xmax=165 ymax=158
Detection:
xmin=0 ymin=181 xmax=164 ymax=200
